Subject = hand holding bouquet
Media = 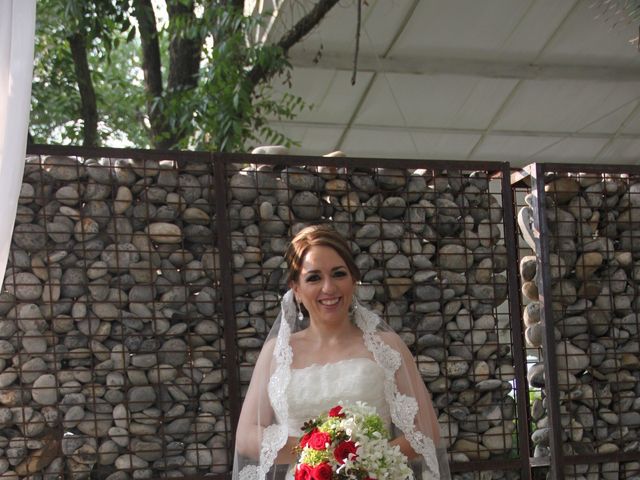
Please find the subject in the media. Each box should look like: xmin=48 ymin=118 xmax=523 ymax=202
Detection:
xmin=294 ymin=402 xmax=413 ymax=480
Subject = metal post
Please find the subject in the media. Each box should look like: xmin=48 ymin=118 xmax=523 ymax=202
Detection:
xmin=530 ymin=163 xmax=565 ymax=480
xmin=502 ymin=164 xmax=533 ymax=480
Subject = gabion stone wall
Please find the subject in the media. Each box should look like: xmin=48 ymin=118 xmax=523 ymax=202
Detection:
xmin=225 ymin=160 xmax=523 ymax=480
xmin=1 ymin=151 xmax=525 ymax=480
xmin=2 ymin=154 xmax=229 ymax=480
xmin=517 ymin=170 xmax=640 ymax=480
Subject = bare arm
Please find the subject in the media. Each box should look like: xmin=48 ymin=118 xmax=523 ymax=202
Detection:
xmin=275 ymin=437 xmax=299 ymax=464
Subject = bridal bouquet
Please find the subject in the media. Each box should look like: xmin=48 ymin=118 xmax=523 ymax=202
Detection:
xmin=293 ymin=402 xmax=413 ymax=480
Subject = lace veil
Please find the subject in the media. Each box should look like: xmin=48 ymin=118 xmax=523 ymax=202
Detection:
xmin=232 ymin=289 xmax=451 ymax=480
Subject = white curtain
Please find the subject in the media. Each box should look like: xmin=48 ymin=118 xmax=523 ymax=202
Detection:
xmin=0 ymin=0 xmax=37 ymax=290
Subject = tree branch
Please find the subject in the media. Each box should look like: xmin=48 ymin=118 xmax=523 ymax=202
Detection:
xmin=247 ymin=0 xmax=341 ymax=87
xmin=132 ymin=0 xmax=168 ymax=147
xmin=68 ymin=32 xmax=98 ymax=147
xmin=278 ymin=0 xmax=341 ymax=53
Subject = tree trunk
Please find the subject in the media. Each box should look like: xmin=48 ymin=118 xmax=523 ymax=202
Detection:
xmin=165 ymin=0 xmax=205 ymax=146
xmin=167 ymin=0 xmax=203 ymax=92
xmin=68 ymin=32 xmax=98 ymax=147
xmin=132 ymin=0 xmax=170 ymax=148
xmin=132 ymin=0 xmax=340 ymax=150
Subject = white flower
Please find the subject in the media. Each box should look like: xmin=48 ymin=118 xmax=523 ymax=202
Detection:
xmin=295 ymin=402 xmax=413 ymax=480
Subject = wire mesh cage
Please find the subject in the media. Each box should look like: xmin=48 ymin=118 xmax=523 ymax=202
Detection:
xmin=1 ymin=146 xmax=530 ymax=479
xmin=513 ymin=163 xmax=640 ymax=480
xmin=3 ymin=150 xmax=232 ymax=480
xmin=222 ymin=155 xmax=529 ymax=480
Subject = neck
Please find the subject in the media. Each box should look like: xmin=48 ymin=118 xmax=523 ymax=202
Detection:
xmin=306 ymin=316 xmax=357 ymax=343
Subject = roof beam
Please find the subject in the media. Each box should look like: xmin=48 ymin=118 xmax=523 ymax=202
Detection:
xmin=288 ymin=52 xmax=640 ymax=82
xmin=465 ymin=0 xmax=580 ymax=161
xmin=269 ymin=119 xmax=640 ymax=140
xmin=332 ymin=0 xmax=421 ymax=152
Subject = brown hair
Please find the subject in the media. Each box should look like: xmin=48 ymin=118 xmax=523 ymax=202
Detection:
xmin=285 ymin=224 xmax=361 ymax=285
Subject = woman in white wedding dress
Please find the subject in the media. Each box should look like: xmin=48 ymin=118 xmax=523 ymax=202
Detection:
xmin=233 ymin=225 xmax=450 ymax=480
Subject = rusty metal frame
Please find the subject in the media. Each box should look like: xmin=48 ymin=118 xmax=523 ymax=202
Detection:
xmin=216 ymin=153 xmax=532 ymax=478
xmin=213 ymin=157 xmax=243 ymax=466
xmin=24 ymin=144 xmax=534 ymax=478
xmin=529 ymin=163 xmax=565 ymax=480
xmin=513 ymin=161 xmax=640 ymax=480
xmin=501 ymin=166 xmax=533 ymax=480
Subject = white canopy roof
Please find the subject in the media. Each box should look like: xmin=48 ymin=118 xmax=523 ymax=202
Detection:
xmin=253 ymin=0 xmax=640 ymax=167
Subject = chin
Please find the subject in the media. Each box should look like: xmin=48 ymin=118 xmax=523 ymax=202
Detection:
xmin=319 ymin=311 xmax=350 ymax=323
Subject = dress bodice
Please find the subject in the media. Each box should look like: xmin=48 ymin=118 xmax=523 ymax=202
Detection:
xmin=284 ymin=357 xmax=390 ymax=436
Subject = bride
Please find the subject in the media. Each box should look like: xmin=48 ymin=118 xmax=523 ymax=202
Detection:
xmin=233 ymin=225 xmax=450 ymax=480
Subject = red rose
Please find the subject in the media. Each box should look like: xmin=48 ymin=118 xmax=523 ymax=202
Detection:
xmin=328 ymin=406 xmax=345 ymax=418
xmin=295 ymin=464 xmax=312 ymax=480
xmin=300 ymin=429 xmax=318 ymax=448
xmin=310 ymin=462 xmax=332 ymax=480
xmin=333 ymin=440 xmax=358 ymax=464
xmin=308 ymin=431 xmax=332 ymax=450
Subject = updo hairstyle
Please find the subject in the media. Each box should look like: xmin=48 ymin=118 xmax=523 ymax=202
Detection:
xmin=285 ymin=224 xmax=361 ymax=285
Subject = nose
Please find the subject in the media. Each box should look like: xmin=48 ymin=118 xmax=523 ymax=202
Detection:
xmin=321 ymin=276 xmax=337 ymax=294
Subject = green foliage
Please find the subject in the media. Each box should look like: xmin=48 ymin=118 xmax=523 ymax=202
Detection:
xmin=31 ymin=0 xmax=310 ymax=151
xmin=317 ymin=416 xmax=343 ymax=437
xmin=361 ymin=413 xmax=388 ymax=438
xmin=31 ymin=24 xmax=80 ymax=143
xmin=31 ymin=0 xmax=146 ymax=146
xmin=300 ymin=448 xmax=331 ymax=467
xmin=161 ymin=5 xmax=306 ymax=152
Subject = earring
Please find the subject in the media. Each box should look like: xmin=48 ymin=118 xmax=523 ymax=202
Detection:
xmin=349 ymin=295 xmax=358 ymax=314
xmin=297 ymin=301 xmax=304 ymax=322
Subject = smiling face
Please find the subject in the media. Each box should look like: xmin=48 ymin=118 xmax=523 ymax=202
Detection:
xmin=291 ymin=245 xmax=356 ymax=327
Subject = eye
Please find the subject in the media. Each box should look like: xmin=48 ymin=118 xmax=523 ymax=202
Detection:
xmin=305 ymin=274 xmax=321 ymax=282
xmin=333 ymin=270 xmax=348 ymax=278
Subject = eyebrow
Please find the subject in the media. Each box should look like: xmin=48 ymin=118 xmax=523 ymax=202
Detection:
xmin=303 ymin=266 xmax=347 ymax=274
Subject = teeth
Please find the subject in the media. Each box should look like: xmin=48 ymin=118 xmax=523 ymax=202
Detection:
xmin=319 ymin=298 xmax=339 ymax=306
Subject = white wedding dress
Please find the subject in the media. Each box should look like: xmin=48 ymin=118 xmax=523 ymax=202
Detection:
xmin=282 ymin=357 xmax=391 ymax=480
xmin=234 ymin=292 xmax=446 ymax=480
xmin=285 ymin=357 xmax=391 ymax=436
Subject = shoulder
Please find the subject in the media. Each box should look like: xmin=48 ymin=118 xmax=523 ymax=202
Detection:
xmin=289 ymin=329 xmax=308 ymax=347
xmin=288 ymin=329 xmax=313 ymax=359
xmin=290 ymin=329 xmax=307 ymax=341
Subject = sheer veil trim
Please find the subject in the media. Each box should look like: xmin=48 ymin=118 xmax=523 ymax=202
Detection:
xmin=238 ymin=290 xmax=440 ymax=480
xmin=355 ymin=301 xmax=440 ymax=479
xmin=238 ymin=291 xmax=295 ymax=480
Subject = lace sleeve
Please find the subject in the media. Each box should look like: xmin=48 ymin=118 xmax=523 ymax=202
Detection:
xmin=234 ymin=290 xmax=296 ymax=480
xmin=356 ymin=308 xmax=441 ymax=479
